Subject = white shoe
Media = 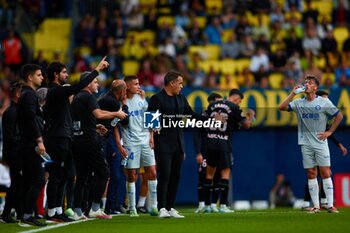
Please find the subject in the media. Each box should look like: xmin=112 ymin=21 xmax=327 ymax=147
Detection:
xmin=194 ymin=206 xmax=205 ymax=213
xmin=158 ymin=208 xmax=171 ymax=218
xmin=219 ymin=205 xmax=234 ymax=213
xmin=168 ymin=208 xmax=185 ymax=218
xmin=70 ymin=212 xmax=88 ymax=221
xmin=211 ymin=205 xmax=219 ymax=213
xmin=89 ymin=209 xmax=112 ymax=219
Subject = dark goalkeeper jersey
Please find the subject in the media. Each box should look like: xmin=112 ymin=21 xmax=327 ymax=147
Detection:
xmin=205 ymin=100 xmax=245 ymax=152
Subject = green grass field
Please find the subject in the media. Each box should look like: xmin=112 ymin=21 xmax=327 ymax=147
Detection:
xmin=1 ymin=208 xmax=350 ymax=233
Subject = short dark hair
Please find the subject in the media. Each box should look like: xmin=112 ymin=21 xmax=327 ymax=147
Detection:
xmin=229 ymin=88 xmax=244 ymax=99
xmin=21 ymin=64 xmax=42 ymax=81
xmin=10 ymin=82 xmax=24 ymax=98
xmin=316 ymin=90 xmax=329 ymax=96
xmin=164 ymin=70 xmax=182 ymax=86
xmin=46 ymin=62 xmax=66 ymax=82
xmin=207 ymin=92 xmax=222 ymax=103
xmin=124 ymin=75 xmax=138 ymax=83
xmin=305 ymin=75 xmax=320 ymax=87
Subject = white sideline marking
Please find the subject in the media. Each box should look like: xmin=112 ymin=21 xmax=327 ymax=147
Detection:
xmin=19 ymin=218 xmax=94 ymax=233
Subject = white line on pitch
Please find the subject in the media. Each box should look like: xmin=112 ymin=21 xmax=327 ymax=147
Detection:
xmin=18 ymin=218 xmax=94 ymax=233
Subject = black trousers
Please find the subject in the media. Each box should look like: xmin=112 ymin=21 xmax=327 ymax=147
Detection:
xmin=156 ymin=147 xmax=183 ymax=210
xmin=1 ymin=152 xmax=23 ymax=219
xmin=72 ymin=139 xmax=110 ymax=210
xmin=21 ymin=147 xmax=46 ymax=217
xmin=46 ymin=137 xmax=72 ymax=210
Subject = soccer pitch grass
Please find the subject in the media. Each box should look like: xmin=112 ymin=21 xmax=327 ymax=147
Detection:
xmin=1 ymin=208 xmax=350 ymax=233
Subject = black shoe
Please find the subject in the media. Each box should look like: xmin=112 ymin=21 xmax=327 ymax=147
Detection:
xmin=104 ymin=209 xmax=121 ymax=215
xmin=23 ymin=217 xmax=47 ymax=227
xmin=137 ymin=206 xmax=149 ymax=214
xmin=47 ymin=214 xmax=74 ymax=223
xmin=1 ymin=216 xmax=18 ymax=223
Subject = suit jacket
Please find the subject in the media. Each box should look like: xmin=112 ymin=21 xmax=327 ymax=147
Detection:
xmin=148 ymin=89 xmax=205 ymax=154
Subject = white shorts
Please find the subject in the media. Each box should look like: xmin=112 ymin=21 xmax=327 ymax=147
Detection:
xmin=301 ymin=144 xmax=331 ymax=169
xmin=125 ymin=143 xmax=156 ymax=169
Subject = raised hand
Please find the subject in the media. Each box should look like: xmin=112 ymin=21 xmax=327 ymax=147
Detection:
xmin=96 ymin=56 xmax=110 ymax=72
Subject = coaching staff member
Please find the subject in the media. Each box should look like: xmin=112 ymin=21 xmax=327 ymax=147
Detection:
xmin=1 ymin=82 xmax=23 ymax=223
xmin=44 ymin=57 xmax=109 ymax=222
xmin=71 ymin=73 xmax=127 ymax=219
xmin=147 ymin=70 xmax=212 ymax=218
xmin=17 ymin=64 xmax=47 ymax=226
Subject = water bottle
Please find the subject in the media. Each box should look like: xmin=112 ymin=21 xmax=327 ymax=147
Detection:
xmin=294 ymin=86 xmax=306 ymax=94
xmin=121 ymin=155 xmax=129 ymax=166
xmin=111 ymin=117 xmax=120 ymax=127
xmin=35 ymin=146 xmax=53 ymax=163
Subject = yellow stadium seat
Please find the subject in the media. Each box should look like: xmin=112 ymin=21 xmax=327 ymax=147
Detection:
xmin=192 ymin=16 xmax=207 ymax=29
xmin=205 ymin=0 xmax=223 ymax=15
xmin=333 ymin=27 xmax=349 ymax=51
xmin=221 ymin=30 xmax=233 ymax=43
xmin=235 ymin=59 xmax=251 ymax=73
xmin=140 ymin=30 xmax=155 ymax=44
xmin=157 ymin=16 xmax=175 ymax=27
xmin=220 ymin=59 xmax=236 ymax=75
xmin=198 ymin=60 xmax=220 ymax=73
xmin=202 ymin=45 xmax=221 ymax=60
xmin=219 ymin=74 xmax=239 ymax=90
xmin=315 ymin=0 xmax=333 ymax=16
xmin=188 ymin=45 xmax=220 ymax=60
xmin=122 ymin=60 xmax=140 ymax=76
xmin=268 ymin=72 xmax=284 ymax=89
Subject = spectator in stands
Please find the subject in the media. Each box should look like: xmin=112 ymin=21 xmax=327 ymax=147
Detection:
xmin=332 ymin=0 xmax=350 ymax=27
xmin=335 ymin=60 xmax=350 ymax=86
xmin=220 ymin=33 xmax=240 ymax=59
xmin=235 ymin=14 xmax=252 ymax=40
xmin=175 ymin=8 xmax=190 ymax=30
xmin=74 ymin=15 xmax=95 ymax=48
xmin=284 ymin=0 xmax=303 ymax=12
xmin=255 ymin=34 xmax=271 ymax=55
xmin=204 ymin=16 xmax=223 ymax=45
xmin=2 ymin=29 xmax=23 ymax=75
xmin=126 ymin=6 xmax=144 ymax=30
xmin=33 ymin=50 xmax=48 ymax=73
xmin=220 ymin=5 xmax=237 ymax=30
xmin=270 ymin=48 xmax=287 ymax=72
xmin=304 ymin=59 xmax=323 ymax=82
xmin=302 ymin=26 xmax=321 ymax=56
xmin=321 ymin=28 xmax=338 ymax=56
xmin=144 ymin=8 xmax=157 ymax=31
xmin=189 ymin=65 xmax=206 ymax=88
xmin=190 ymin=0 xmax=206 ymax=16
xmin=110 ymin=15 xmax=127 ymax=45
xmin=252 ymin=0 xmax=271 ymax=14
xmin=187 ymin=18 xmax=203 ymax=45
xmin=120 ymin=0 xmax=139 ymax=17
xmin=252 ymin=14 xmax=270 ymax=42
xmin=156 ymin=21 xmax=172 ymax=45
xmin=238 ymin=33 xmax=255 ymax=58
xmin=317 ymin=17 xmax=333 ymax=39
xmin=270 ymin=4 xmax=284 ymax=25
xmin=249 ymin=47 xmax=270 ymax=81
xmin=302 ymin=0 xmax=319 ymax=25
xmin=284 ymin=55 xmax=303 ymax=86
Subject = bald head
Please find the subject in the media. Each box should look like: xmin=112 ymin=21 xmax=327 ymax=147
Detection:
xmin=111 ymin=79 xmax=126 ymax=92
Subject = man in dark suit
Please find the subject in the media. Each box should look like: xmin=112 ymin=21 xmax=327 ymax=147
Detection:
xmin=147 ymin=70 xmax=208 ymax=218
